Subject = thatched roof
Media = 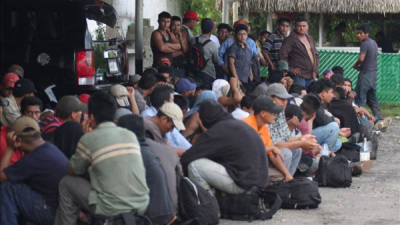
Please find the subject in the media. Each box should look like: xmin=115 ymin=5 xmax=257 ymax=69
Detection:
xmin=234 ymin=0 xmax=400 ymax=14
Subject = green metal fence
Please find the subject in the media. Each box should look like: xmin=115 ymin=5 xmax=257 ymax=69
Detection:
xmin=318 ymin=50 xmax=400 ymax=104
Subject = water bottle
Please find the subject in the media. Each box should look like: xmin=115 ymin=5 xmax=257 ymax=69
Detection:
xmin=321 ymin=142 xmax=329 ymax=156
xmin=360 ymin=138 xmax=371 ymax=161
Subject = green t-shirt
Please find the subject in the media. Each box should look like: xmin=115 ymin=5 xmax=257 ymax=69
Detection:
xmin=70 ymin=122 xmax=149 ymax=216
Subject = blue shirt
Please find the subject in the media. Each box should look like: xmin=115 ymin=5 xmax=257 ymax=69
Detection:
xmin=4 ymin=142 xmax=68 ymax=209
xmin=218 ymin=37 xmax=259 ymax=66
xmin=141 ymin=106 xmax=192 ymax=150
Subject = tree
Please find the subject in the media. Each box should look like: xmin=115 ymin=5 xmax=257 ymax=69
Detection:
xmin=182 ymin=0 xmax=222 ymax=34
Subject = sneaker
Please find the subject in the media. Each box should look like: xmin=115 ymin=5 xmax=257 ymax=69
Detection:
xmin=374 ymin=117 xmax=392 ymax=132
xmin=350 ymin=162 xmax=362 ymax=176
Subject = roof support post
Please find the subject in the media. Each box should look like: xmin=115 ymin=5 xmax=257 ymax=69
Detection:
xmin=267 ymin=13 xmax=273 ymax=32
xmin=222 ymin=0 xmax=230 ymax=24
xmin=135 ymin=0 xmax=143 ymax=74
xmin=319 ymin=13 xmax=324 ymax=47
xmin=232 ymin=1 xmax=239 ymax=23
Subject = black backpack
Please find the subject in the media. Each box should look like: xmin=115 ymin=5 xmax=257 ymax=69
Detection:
xmin=336 ymin=142 xmax=361 ymax=162
xmin=177 ymin=176 xmax=219 ymax=225
xmin=188 ymin=37 xmax=212 ymax=74
xmin=316 ymin=155 xmax=352 ymax=187
xmin=215 ymin=186 xmax=281 ymax=222
xmin=91 ymin=213 xmax=152 ymax=225
xmin=263 ymin=178 xmax=321 ymax=209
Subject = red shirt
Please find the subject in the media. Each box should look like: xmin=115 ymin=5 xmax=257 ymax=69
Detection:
xmin=0 ymin=126 xmax=24 ymax=164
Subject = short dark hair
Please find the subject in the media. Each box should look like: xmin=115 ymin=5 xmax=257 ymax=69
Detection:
xmin=344 ymin=78 xmax=352 ymax=86
xmin=334 ymin=87 xmax=347 ymax=100
xmin=240 ymin=95 xmax=255 ymax=109
xmin=285 ymin=104 xmax=303 ymax=121
xmin=217 ymin=23 xmax=232 ymax=32
xmin=300 ymin=94 xmax=321 ymax=115
xmin=150 ymin=85 xmax=174 ymax=109
xmin=158 ymin=65 xmax=171 ymax=74
xmin=356 ymin=23 xmax=370 ymax=34
xmin=88 ymin=91 xmax=117 ymax=124
xmin=182 ymin=18 xmax=191 ymax=24
xmin=21 ymin=96 xmax=42 ymax=114
xmin=235 ymin=24 xmax=248 ymax=34
xmin=171 ymin=16 xmax=181 ymax=23
xmin=331 ymin=74 xmax=345 ymax=86
xmin=158 ymin=11 xmax=171 ymax=20
xmin=308 ymin=78 xmax=335 ymax=94
xmin=295 ymin=16 xmax=308 ymax=24
xmin=259 ymin=30 xmax=270 ymax=37
xmin=139 ymin=69 xmax=158 ymax=90
xmin=174 ymin=94 xmax=189 ymax=111
xmin=278 ymin=17 xmax=291 ymax=25
xmin=117 ymin=114 xmax=145 ymax=142
xmin=332 ymin=66 xmax=344 ymax=76
xmin=289 ymin=84 xmax=306 ymax=96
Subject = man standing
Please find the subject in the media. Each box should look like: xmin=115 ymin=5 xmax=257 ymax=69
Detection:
xmin=182 ymin=10 xmax=200 ymax=41
xmin=353 ymin=23 xmax=384 ymax=122
xmin=263 ymin=17 xmax=291 ymax=72
xmin=280 ymin=17 xmax=319 ymax=88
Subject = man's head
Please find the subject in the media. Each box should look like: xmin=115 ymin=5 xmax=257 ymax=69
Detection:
xmin=171 ymin=16 xmax=182 ymax=33
xmin=285 ymin=104 xmax=303 ymax=129
xmin=56 ymin=95 xmax=87 ymax=123
xmin=343 ymin=78 xmax=353 ymax=94
xmin=12 ymin=116 xmax=42 ymax=152
xmin=333 ymin=87 xmax=347 ymax=100
xmin=258 ymin=30 xmax=270 ymax=43
xmin=240 ymin=95 xmax=255 ymax=114
xmin=330 ymin=74 xmax=345 ymax=88
xmin=7 ymin=64 xmax=24 ymax=78
xmin=110 ymin=84 xmax=130 ymax=109
xmin=88 ymin=91 xmax=117 ymax=127
xmin=321 ymin=69 xmax=334 ymax=79
xmin=13 ymin=79 xmax=36 ymax=99
xmin=289 ymin=84 xmax=307 ymax=98
xmin=158 ymin=65 xmax=172 ymax=83
xmin=266 ymin=83 xmax=293 ymax=109
xmin=253 ymin=95 xmax=283 ymax=124
xmin=174 ymin=94 xmax=189 ymax=117
xmin=294 ymin=17 xmax=309 ymax=35
xmin=217 ymin=23 xmax=232 ymax=42
xmin=234 ymin=24 xmax=248 ymax=44
xmin=356 ymin=23 xmax=370 ymax=41
xmin=309 ymin=78 xmax=335 ymax=104
xmin=155 ymin=102 xmax=185 ymax=134
xmin=332 ymin=66 xmax=344 ymax=77
xmin=117 ymin=114 xmax=146 ymax=143
xmin=138 ymin=68 xmax=158 ymax=95
xmin=158 ymin=11 xmax=171 ymax=30
xmin=201 ymin=18 xmax=215 ymax=34
xmin=150 ymin=85 xmax=174 ymax=110
xmin=183 ymin=10 xmax=200 ymax=29
xmin=277 ymin=17 xmax=291 ymax=36
xmin=300 ymin=94 xmax=321 ymax=121
xmin=21 ymin=97 xmax=42 ymax=122
xmin=175 ymin=78 xmax=196 ymax=97
xmin=0 ymin=73 xmax=20 ymax=97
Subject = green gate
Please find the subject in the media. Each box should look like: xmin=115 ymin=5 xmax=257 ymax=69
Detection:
xmin=318 ymin=50 xmax=400 ymax=104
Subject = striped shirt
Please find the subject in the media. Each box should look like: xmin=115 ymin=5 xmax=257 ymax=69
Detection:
xmin=70 ymin=122 xmax=149 ymax=216
xmin=262 ymin=30 xmax=285 ymax=67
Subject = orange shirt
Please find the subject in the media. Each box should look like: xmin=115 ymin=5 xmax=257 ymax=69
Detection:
xmin=242 ymin=114 xmax=273 ymax=155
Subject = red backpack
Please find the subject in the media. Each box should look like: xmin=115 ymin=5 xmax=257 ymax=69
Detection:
xmin=189 ymin=37 xmax=212 ymax=74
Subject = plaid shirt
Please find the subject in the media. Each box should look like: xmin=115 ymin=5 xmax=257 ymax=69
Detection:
xmin=262 ymin=30 xmax=284 ymax=67
xmin=267 ymin=112 xmax=291 ymax=145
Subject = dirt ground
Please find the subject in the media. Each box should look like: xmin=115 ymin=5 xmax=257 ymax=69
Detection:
xmin=220 ymin=119 xmax=400 ymax=225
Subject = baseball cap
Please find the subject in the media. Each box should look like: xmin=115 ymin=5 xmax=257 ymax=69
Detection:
xmin=175 ymin=78 xmax=196 ymax=93
xmin=184 ymin=10 xmax=200 ymax=21
xmin=110 ymin=84 xmax=130 ymax=107
xmin=56 ymin=95 xmax=87 ymax=119
xmin=253 ymin=95 xmax=283 ymax=114
xmin=159 ymin=102 xmax=185 ymax=130
xmin=233 ymin=20 xmax=248 ymax=28
xmin=78 ymin=94 xmax=91 ymax=104
xmin=13 ymin=79 xmax=36 ymax=97
xmin=201 ymin=18 xmax=215 ymax=33
xmin=278 ymin=60 xmax=289 ymax=71
xmin=12 ymin=116 xmax=40 ymax=136
xmin=266 ymin=83 xmax=293 ymax=99
xmin=1 ymin=73 xmax=20 ymax=88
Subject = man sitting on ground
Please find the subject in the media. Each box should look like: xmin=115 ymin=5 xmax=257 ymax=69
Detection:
xmin=0 ymin=117 xmax=68 ymax=225
xmin=54 ymin=92 xmax=149 ymax=225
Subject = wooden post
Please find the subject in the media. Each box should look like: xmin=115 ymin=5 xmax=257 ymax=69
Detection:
xmin=232 ymin=1 xmax=239 ymax=23
xmin=267 ymin=13 xmax=273 ymax=32
xmin=319 ymin=13 xmax=324 ymax=47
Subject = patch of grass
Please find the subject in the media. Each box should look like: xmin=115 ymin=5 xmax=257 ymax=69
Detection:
xmin=380 ymin=103 xmax=400 ymax=118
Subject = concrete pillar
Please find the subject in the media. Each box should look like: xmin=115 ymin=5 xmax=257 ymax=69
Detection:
xmin=318 ymin=13 xmax=324 ymax=47
xmin=222 ymin=0 xmax=230 ymax=24
xmin=266 ymin=14 xmax=273 ymax=32
xmin=232 ymin=1 xmax=239 ymax=23
xmin=135 ymin=0 xmax=143 ymax=74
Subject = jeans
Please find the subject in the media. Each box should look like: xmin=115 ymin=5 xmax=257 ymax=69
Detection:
xmin=54 ymin=176 xmax=94 ymax=225
xmin=355 ymin=72 xmax=383 ymax=121
xmin=312 ymin=122 xmax=342 ymax=152
xmin=280 ymin=148 xmax=302 ymax=176
xmin=188 ymin=158 xmax=245 ymax=194
xmin=0 ymin=182 xmax=55 ymax=225
xmin=293 ymin=76 xmax=314 ymax=88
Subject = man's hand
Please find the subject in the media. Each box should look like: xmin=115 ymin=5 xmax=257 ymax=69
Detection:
xmin=271 ymin=146 xmax=284 ymax=162
xmin=300 ymin=134 xmax=318 ymax=151
xmin=82 ymin=118 xmax=92 ymax=134
xmin=313 ymin=72 xmax=318 ymax=80
xmin=285 ymin=174 xmax=294 ymax=182
xmin=126 ymin=86 xmax=135 ymax=98
xmin=339 ymin=128 xmax=351 ymax=137
xmin=353 ymin=64 xmax=360 ymax=71
xmin=6 ymin=131 xmax=19 ymax=150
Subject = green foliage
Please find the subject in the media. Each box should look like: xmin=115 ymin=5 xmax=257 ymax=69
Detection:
xmin=93 ymin=23 xmax=107 ymax=70
xmin=248 ymin=12 xmax=269 ymax=35
xmin=182 ymin=0 xmax=222 ymax=34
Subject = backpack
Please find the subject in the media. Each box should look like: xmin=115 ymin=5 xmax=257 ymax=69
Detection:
xmin=336 ymin=142 xmax=361 ymax=162
xmin=141 ymin=148 xmax=175 ymax=224
xmin=316 ymin=155 xmax=352 ymax=187
xmin=188 ymin=37 xmax=212 ymax=74
xmin=263 ymin=178 xmax=321 ymax=209
xmin=215 ymin=186 xmax=281 ymax=221
xmin=91 ymin=213 xmax=152 ymax=225
xmin=177 ymin=176 xmax=219 ymax=225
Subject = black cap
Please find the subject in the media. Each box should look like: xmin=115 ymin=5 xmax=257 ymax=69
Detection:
xmin=13 ymin=79 xmax=36 ymax=97
xmin=253 ymin=95 xmax=283 ymax=114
